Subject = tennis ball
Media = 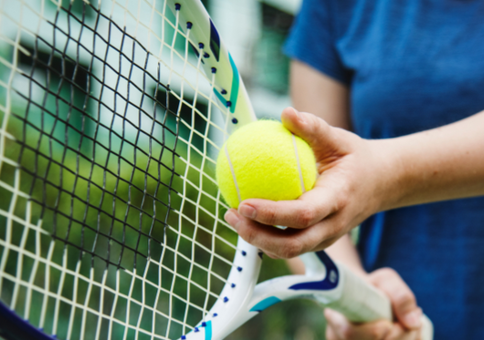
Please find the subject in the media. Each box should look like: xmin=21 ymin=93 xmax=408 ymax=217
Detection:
xmin=216 ymin=120 xmax=317 ymax=208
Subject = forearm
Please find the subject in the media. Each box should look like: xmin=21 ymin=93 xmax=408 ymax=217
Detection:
xmin=290 ymin=60 xmax=351 ymax=129
xmin=377 ymin=110 xmax=484 ymax=211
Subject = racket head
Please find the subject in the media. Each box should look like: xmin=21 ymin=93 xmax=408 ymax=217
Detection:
xmin=0 ymin=0 xmax=259 ymax=339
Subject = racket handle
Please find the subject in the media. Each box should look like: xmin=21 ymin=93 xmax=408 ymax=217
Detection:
xmin=329 ymin=263 xmax=392 ymax=322
xmin=331 ymin=263 xmax=434 ymax=340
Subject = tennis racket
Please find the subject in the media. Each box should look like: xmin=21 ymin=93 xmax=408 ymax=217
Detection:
xmin=0 ymin=0 xmax=433 ymax=339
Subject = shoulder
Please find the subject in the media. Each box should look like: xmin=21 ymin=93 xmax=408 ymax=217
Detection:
xmin=294 ymin=0 xmax=381 ymax=40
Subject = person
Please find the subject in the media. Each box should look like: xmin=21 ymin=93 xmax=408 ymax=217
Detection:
xmin=224 ymin=1 xmax=484 ymax=339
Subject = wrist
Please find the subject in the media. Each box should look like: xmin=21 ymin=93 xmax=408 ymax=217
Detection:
xmin=366 ymin=138 xmax=408 ymax=213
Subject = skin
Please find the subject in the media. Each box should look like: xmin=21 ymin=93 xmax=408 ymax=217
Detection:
xmin=225 ymin=107 xmax=484 ymax=257
xmin=224 ymin=60 xmax=484 ymax=339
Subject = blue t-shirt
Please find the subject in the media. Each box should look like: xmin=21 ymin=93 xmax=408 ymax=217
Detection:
xmin=284 ymin=1 xmax=484 ymax=338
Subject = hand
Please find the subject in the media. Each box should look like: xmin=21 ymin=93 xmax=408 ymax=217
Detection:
xmin=325 ymin=268 xmax=424 ymax=340
xmin=224 ymin=107 xmax=396 ymax=258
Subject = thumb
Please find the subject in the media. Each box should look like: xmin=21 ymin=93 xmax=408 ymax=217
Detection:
xmin=369 ymin=268 xmax=422 ymax=330
xmin=281 ymin=107 xmax=351 ymax=159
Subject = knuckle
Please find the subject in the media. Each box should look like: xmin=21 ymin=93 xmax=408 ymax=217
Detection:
xmin=372 ymin=267 xmax=397 ymax=282
xmin=305 ymin=115 xmax=327 ymax=145
xmin=297 ymin=207 xmax=316 ymax=227
xmin=334 ymin=182 xmax=351 ymax=209
xmin=241 ymin=227 xmax=258 ymax=245
xmin=369 ymin=326 xmax=389 ymax=340
xmin=313 ymin=115 xmax=329 ymax=135
xmin=336 ymin=191 xmax=350 ymax=212
xmin=262 ymin=208 xmax=278 ymax=225
xmin=393 ymin=290 xmax=416 ymax=308
xmin=279 ymin=240 xmax=304 ymax=259
xmin=371 ymin=268 xmax=417 ymax=309
xmin=326 ymin=219 xmax=347 ymax=240
xmin=339 ymin=324 xmax=354 ymax=339
xmin=383 ymin=328 xmax=402 ymax=340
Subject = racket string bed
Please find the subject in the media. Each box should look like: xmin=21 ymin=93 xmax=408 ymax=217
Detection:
xmin=0 ymin=0 xmax=239 ymax=339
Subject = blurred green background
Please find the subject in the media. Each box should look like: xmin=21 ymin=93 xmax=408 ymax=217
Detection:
xmin=0 ymin=0 xmax=329 ymax=339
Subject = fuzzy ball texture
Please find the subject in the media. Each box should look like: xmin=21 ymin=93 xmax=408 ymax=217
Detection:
xmin=216 ymin=120 xmax=317 ymax=208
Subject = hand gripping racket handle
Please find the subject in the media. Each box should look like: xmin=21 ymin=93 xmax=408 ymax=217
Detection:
xmin=332 ymin=263 xmax=434 ymax=340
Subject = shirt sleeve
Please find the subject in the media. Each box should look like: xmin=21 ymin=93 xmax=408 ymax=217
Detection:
xmin=283 ymin=0 xmax=352 ymax=85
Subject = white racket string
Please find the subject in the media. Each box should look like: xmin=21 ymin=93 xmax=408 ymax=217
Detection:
xmin=0 ymin=0 xmax=241 ymax=339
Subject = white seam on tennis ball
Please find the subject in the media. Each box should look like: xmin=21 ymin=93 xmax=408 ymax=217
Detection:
xmin=224 ymin=144 xmax=242 ymax=204
xmin=292 ymin=134 xmax=306 ymax=194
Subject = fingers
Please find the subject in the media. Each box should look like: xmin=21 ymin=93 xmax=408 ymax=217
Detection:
xmin=237 ymin=185 xmax=338 ymax=229
xmin=224 ymin=209 xmax=340 ymax=258
xmin=224 ymin=209 xmax=303 ymax=258
xmin=281 ymin=107 xmax=330 ymax=151
xmin=325 ymin=269 xmax=424 ymax=340
xmin=281 ymin=107 xmax=351 ymax=157
xmin=325 ymin=309 xmax=393 ymax=340
xmin=384 ymin=324 xmax=420 ymax=340
xmin=369 ymin=269 xmax=422 ymax=330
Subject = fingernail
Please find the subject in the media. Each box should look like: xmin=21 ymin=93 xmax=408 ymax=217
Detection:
xmin=224 ymin=210 xmax=240 ymax=229
xmin=403 ymin=310 xmax=422 ymax=328
xmin=238 ymin=204 xmax=256 ymax=219
xmin=290 ymin=106 xmax=300 ymax=117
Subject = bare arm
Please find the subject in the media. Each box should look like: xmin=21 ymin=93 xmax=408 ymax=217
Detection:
xmin=378 ymin=113 xmax=484 ymax=210
xmin=290 ymin=60 xmax=351 ymax=129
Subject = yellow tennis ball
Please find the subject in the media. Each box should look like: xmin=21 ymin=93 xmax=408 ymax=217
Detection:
xmin=216 ymin=120 xmax=317 ymax=208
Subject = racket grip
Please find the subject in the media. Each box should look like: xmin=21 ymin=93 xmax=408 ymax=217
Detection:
xmin=330 ymin=264 xmax=433 ymax=340
xmin=329 ymin=263 xmax=392 ymax=322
